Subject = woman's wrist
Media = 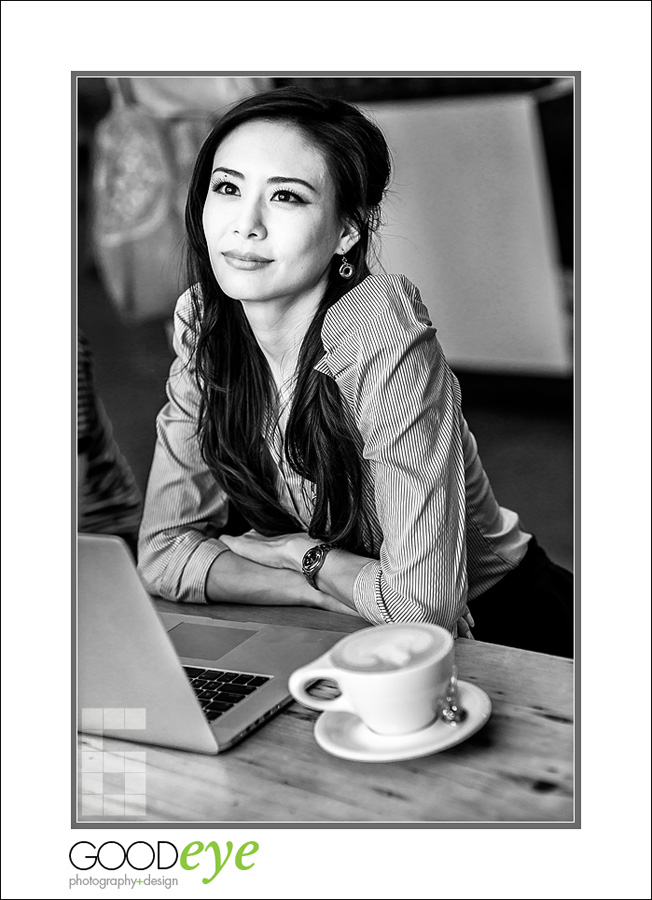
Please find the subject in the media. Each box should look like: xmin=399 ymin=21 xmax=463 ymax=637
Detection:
xmin=285 ymin=534 xmax=315 ymax=572
xmin=290 ymin=539 xmax=368 ymax=611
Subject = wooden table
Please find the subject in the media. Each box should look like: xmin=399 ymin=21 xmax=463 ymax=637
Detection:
xmin=77 ymin=601 xmax=574 ymax=824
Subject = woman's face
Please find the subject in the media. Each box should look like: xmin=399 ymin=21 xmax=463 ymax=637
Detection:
xmin=202 ymin=119 xmax=353 ymax=309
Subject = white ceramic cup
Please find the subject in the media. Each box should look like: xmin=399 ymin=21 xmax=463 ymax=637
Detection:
xmin=288 ymin=623 xmax=454 ymax=736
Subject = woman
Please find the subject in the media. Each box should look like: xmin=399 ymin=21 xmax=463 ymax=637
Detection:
xmin=138 ymin=88 xmax=573 ymax=658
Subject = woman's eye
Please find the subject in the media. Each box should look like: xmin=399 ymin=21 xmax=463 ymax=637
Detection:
xmin=211 ymin=180 xmax=239 ymax=196
xmin=272 ymin=190 xmax=303 ymax=204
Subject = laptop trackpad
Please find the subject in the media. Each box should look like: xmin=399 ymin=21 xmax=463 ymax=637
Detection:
xmin=167 ymin=623 xmax=255 ymax=661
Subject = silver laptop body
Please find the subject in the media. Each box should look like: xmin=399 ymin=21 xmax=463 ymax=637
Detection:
xmin=77 ymin=533 xmax=347 ymax=754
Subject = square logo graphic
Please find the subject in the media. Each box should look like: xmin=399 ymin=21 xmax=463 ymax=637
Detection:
xmin=80 ymin=708 xmax=146 ymax=816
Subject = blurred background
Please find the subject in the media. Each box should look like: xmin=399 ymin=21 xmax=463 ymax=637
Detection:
xmin=77 ymin=75 xmax=573 ymax=570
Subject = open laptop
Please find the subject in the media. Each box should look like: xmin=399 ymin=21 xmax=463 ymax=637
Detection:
xmin=77 ymin=533 xmax=348 ymax=754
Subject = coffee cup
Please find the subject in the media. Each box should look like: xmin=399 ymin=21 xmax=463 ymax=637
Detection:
xmin=288 ymin=623 xmax=454 ymax=736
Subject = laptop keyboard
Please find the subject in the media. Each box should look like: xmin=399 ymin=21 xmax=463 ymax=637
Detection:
xmin=182 ymin=666 xmax=271 ymax=721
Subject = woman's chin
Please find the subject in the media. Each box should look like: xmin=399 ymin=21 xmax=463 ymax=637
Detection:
xmin=214 ymin=270 xmax=270 ymax=302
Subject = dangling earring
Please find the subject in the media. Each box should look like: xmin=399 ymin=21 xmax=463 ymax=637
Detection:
xmin=338 ymin=254 xmax=354 ymax=279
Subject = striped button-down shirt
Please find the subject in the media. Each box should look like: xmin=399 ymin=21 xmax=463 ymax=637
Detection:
xmin=138 ymin=274 xmax=530 ymax=630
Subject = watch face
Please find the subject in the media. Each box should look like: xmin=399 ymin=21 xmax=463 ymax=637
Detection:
xmin=302 ymin=546 xmax=324 ymax=574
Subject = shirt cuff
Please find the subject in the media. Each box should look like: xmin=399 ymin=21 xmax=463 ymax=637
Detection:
xmin=352 ymin=560 xmax=393 ymax=625
xmin=160 ymin=535 xmax=230 ymax=604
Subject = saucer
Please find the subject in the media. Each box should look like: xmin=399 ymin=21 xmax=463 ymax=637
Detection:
xmin=313 ymin=680 xmax=491 ymax=762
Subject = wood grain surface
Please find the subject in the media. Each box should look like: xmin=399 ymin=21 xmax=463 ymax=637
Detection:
xmin=77 ymin=601 xmax=574 ymax=824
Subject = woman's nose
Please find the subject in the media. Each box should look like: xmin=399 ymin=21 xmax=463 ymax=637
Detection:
xmin=232 ymin=196 xmax=267 ymax=239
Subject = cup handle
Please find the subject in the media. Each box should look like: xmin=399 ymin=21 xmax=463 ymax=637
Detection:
xmin=288 ymin=663 xmax=352 ymax=713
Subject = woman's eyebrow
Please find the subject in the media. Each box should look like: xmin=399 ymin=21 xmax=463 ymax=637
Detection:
xmin=211 ymin=166 xmax=243 ymax=178
xmin=267 ymin=176 xmax=318 ymax=193
xmin=211 ymin=166 xmax=318 ymax=194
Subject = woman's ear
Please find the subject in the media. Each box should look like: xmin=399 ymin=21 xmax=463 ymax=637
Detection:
xmin=337 ymin=220 xmax=360 ymax=256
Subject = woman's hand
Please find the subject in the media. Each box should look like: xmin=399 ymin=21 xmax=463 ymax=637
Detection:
xmin=219 ymin=529 xmax=312 ymax=572
xmin=456 ymin=605 xmax=476 ymax=640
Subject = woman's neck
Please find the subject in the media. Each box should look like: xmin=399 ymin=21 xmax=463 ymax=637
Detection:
xmin=239 ymin=284 xmax=324 ymax=388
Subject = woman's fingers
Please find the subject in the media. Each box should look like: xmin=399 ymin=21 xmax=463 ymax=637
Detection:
xmin=456 ymin=615 xmax=476 ymax=640
xmin=455 ymin=605 xmax=476 ymax=639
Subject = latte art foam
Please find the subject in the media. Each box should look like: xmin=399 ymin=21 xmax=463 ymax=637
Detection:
xmin=331 ymin=625 xmax=444 ymax=672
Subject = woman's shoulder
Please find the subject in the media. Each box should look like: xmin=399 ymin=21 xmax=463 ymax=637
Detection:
xmin=321 ymin=273 xmax=433 ymax=348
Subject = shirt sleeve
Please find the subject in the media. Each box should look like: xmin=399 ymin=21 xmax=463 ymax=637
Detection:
xmin=137 ymin=289 xmax=231 ymax=602
xmin=314 ymin=274 xmax=468 ymax=630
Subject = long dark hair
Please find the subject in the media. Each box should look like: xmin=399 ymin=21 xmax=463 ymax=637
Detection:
xmin=184 ymin=88 xmax=391 ymax=550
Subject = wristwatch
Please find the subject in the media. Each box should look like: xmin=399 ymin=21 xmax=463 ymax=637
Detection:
xmin=301 ymin=542 xmax=339 ymax=591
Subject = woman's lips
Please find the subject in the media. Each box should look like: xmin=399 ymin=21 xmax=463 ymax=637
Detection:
xmin=222 ymin=251 xmax=273 ymax=271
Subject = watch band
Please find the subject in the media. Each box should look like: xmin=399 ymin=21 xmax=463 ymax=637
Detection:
xmin=301 ymin=542 xmax=339 ymax=591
